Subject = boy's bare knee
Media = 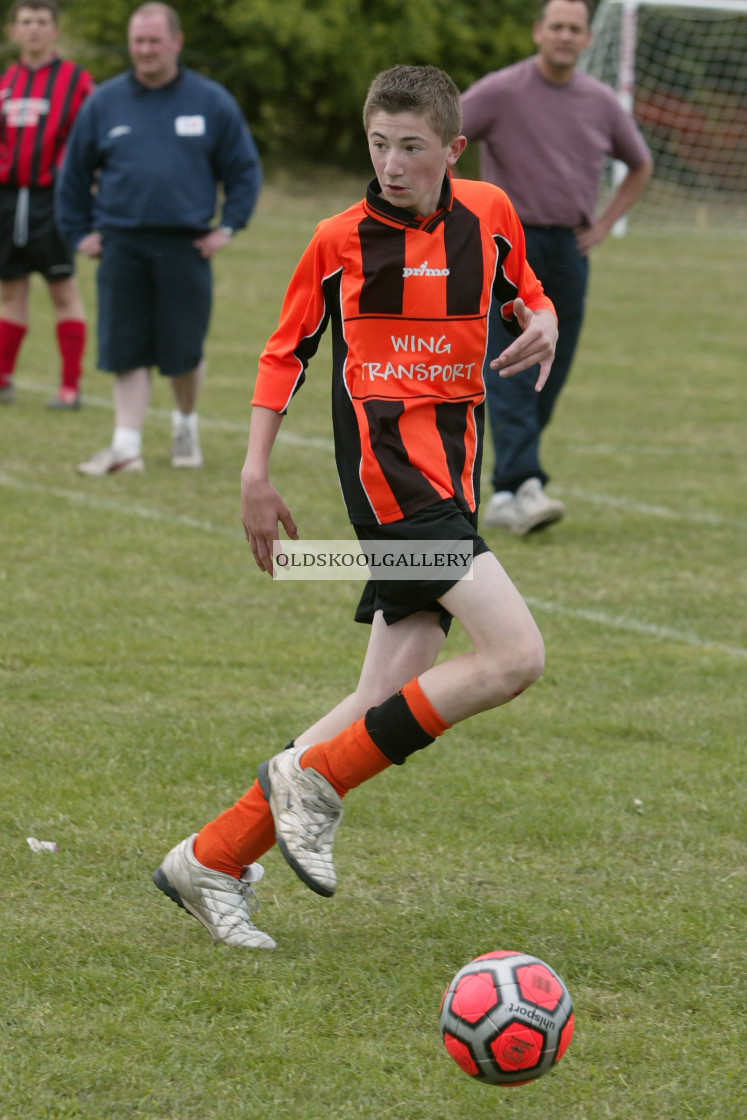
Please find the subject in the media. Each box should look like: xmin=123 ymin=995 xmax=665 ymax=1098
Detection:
xmin=467 ymin=632 xmax=542 ymax=709
xmin=498 ymin=630 xmax=545 ymax=701
xmin=514 ymin=635 xmax=545 ymax=694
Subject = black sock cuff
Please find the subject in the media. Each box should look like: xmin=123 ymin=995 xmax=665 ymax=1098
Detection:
xmin=364 ymin=692 xmax=435 ymax=766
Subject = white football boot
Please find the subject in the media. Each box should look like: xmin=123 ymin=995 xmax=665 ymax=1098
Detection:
xmin=257 ymin=744 xmax=342 ymax=897
xmin=153 ymin=834 xmax=276 ymax=949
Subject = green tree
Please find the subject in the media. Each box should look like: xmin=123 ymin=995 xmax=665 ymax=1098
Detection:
xmin=53 ymin=0 xmax=537 ymax=167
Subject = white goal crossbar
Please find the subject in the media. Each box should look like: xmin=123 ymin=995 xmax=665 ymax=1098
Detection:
xmin=621 ymin=1 xmax=747 ymax=11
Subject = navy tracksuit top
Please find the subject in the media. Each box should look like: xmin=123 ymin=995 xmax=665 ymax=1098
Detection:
xmin=57 ymin=66 xmax=262 ymax=247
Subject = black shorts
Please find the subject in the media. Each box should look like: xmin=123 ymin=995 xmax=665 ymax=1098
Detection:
xmin=353 ymin=499 xmax=491 ymax=634
xmin=96 ymin=229 xmax=212 ymax=377
xmin=0 ymin=187 xmax=74 ymax=282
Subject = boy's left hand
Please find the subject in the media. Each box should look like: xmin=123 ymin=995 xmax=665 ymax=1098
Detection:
xmin=489 ymin=300 xmax=558 ymax=391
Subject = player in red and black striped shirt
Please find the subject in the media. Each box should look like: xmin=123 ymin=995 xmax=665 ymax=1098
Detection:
xmin=0 ymin=0 xmax=93 ymax=407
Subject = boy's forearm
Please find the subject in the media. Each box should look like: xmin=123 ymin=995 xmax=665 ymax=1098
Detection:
xmin=242 ymin=405 xmax=284 ymax=480
xmin=240 ymin=405 xmax=297 ymax=574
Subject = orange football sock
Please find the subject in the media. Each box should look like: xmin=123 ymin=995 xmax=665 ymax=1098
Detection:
xmin=193 ymin=779 xmax=276 ymax=879
xmin=193 ymin=679 xmax=451 ymax=876
xmin=400 ymin=676 xmax=451 ymax=738
xmin=300 ymin=676 xmax=451 ymax=795
xmin=300 ymin=719 xmax=390 ymax=796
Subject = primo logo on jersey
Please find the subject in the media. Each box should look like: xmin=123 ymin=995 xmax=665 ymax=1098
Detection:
xmin=402 ymin=261 xmax=450 ymax=278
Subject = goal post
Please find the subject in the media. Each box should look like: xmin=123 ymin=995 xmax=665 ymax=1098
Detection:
xmin=581 ymin=0 xmax=747 ymax=235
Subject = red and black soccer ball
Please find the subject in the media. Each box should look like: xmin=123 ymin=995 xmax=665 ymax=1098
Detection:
xmin=439 ymin=950 xmax=574 ymax=1086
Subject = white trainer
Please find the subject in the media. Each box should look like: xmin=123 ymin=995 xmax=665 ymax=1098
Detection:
xmin=257 ymin=744 xmax=342 ymax=897
xmin=483 ymin=478 xmax=564 ymax=535
xmin=482 ymin=490 xmax=521 ymax=531
xmin=77 ymin=446 xmax=145 ymax=475
xmin=171 ymin=426 xmax=203 ymax=468
xmin=152 ymin=834 xmax=276 ymax=949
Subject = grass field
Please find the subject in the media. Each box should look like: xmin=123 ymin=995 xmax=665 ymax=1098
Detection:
xmin=1 ymin=179 xmax=745 ymax=1120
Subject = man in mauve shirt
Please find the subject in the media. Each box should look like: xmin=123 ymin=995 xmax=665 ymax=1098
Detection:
xmin=462 ymin=0 xmax=653 ymax=534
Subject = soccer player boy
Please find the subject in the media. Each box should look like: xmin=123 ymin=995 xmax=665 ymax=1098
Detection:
xmin=0 ymin=0 xmax=92 ymax=407
xmin=153 ymin=65 xmax=558 ymax=949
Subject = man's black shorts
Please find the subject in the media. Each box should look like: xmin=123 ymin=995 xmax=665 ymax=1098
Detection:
xmin=353 ymin=499 xmax=491 ymax=634
xmin=0 ymin=187 xmax=75 ymax=282
xmin=96 ymin=229 xmax=212 ymax=377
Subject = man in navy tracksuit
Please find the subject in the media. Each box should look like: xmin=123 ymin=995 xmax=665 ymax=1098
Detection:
xmin=57 ymin=1 xmax=262 ymax=474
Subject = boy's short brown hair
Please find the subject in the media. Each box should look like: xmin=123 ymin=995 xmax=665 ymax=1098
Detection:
xmin=11 ymin=0 xmax=59 ymax=21
xmin=363 ymin=65 xmax=462 ymax=146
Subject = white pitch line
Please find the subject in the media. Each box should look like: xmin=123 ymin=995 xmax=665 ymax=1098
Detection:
xmin=555 ymin=485 xmax=744 ymax=530
xmin=525 ymin=597 xmax=747 ymax=662
xmin=0 ymin=471 xmax=240 ymax=538
xmin=15 ymin=378 xmax=744 ymax=529
xmin=15 ymin=377 xmax=336 ymax=451
xmin=1 ymin=470 xmax=745 ymax=662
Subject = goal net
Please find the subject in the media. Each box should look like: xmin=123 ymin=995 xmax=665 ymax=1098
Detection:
xmin=581 ymin=0 xmax=747 ymax=234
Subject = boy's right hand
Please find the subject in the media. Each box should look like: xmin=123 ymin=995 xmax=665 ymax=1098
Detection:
xmin=241 ymin=476 xmax=298 ymax=575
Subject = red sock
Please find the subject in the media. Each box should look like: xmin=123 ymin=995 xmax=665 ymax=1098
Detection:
xmin=0 ymin=319 xmax=27 ymax=385
xmin=56 ymin=319 xmax=85 ymax=392
xmin=193 ymin=780 xmax=276 ymax=879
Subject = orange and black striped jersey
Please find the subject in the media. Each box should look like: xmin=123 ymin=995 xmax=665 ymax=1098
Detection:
xmin=253 ymin=173 xmax=555 ymax=526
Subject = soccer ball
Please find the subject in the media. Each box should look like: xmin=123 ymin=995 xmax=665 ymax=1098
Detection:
xmin=439 ymin=950 xmax=574 ymax=1086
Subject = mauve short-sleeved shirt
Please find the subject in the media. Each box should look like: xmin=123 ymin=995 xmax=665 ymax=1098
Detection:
xmin=461 ymin=57 xmax=651 ymax=228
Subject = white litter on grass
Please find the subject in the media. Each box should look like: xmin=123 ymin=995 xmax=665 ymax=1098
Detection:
xmin=27 ymin=837 xmax=58 ymax=853
xmin=633 ymin=799 xmax=644 ymax=814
